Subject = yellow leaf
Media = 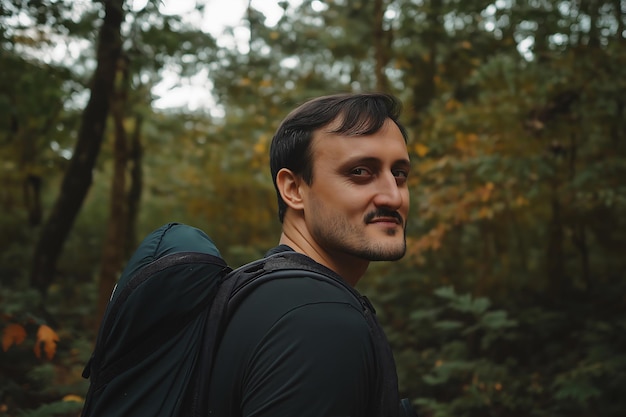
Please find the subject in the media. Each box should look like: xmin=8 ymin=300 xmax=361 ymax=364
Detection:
xmin=445 ymin=99 xmax=461 ymax=111
xmin=253 ymin=134 xmax=269 ymax=155
xmin=62 ymin=394 xmax=83 ymax=403
xmin=33 ymin=325 xmax=59 ymax=360
xmin=2 ymin=323 xmax=27 ymax=352
xmin=478 ymin=207 xmax=493 ymax=219
xmin=414 ymin=143 xmax=429 ymax=157
xmin=479 ymin=182 xmax=495 ymax=202
xmin=253 ymin=141 xmax=266 ymax=154
xmin=515 ymin=196 xmax=529 ymax=206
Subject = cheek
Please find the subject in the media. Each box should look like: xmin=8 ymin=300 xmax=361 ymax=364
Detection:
xmin=401 ymin=190 xmax=410 ymax=212
xmin=326 ymin=193 xmax=364 ymax=218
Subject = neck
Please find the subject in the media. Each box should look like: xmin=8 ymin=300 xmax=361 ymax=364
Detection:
xmin=278 ymin=227 xmax=369 ymax=287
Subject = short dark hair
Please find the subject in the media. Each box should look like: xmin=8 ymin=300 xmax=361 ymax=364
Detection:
xmin=270 ymin=92 xmax=408 ymax=222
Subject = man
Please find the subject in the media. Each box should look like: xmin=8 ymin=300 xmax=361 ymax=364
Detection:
xmin=207 ymin=93 xmax=412 ymax=416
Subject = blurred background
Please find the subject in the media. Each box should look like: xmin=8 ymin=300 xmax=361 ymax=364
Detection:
xmin=1 ymin=0 xmax=625 ymax=416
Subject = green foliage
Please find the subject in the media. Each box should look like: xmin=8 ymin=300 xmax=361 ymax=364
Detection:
xmin=18 ymin=400 xmax=83 ymax=417
xmin=2 ymin=0 xmax=625 ymax=415
xmin=372 ymin=282 xmax=626 ymax=417
xmin=1 ymin=264 xmax=92 ymax=416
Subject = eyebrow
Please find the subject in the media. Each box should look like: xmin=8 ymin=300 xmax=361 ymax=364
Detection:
xmin=392 ymin=159 xmax=412 ymax=170
xmin=341 ymin=157 xmax=411 ymax=170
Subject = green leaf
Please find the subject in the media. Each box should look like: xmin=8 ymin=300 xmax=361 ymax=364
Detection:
xmin=434 ymin=320 xmax=464 ymax=331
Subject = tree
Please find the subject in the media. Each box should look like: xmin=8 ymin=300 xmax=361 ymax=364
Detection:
xmin=30 ymin=0 xmax=125 ymax=294
xmin=93 ymin=0 xmax=220 ymax=320
xmin=97 ymin=52 xmax=131 ymax=324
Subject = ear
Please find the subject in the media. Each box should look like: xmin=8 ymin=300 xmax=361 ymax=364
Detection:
xmin=276 ymin=168 xmax=305 ymax=211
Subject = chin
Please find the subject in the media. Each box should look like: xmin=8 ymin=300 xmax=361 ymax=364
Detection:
xmin=360 ymin=242 xmax=406 ymax=261
xmin=370 ymin=251 xmax=406 ymax=262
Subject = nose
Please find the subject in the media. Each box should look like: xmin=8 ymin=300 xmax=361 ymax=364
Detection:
xmin=373 ymin=172 xmax=404 ymax=211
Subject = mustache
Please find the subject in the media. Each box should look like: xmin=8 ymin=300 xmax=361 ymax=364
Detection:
xmin=364 ymin=208 xmax=404 ymax=225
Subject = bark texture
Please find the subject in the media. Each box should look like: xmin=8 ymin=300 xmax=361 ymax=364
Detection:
xmin=30 ymin=0 xmax=125 ymax=293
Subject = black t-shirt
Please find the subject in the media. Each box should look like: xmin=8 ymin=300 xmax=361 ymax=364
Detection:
xmin=207 ymin=246 xmax=379 ymax=417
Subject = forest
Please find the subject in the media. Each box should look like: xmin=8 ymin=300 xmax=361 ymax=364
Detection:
xmin=1 ymin=0 xmax=625 ymax=416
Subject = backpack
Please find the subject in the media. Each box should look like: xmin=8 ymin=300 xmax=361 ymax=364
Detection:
xmin=81 ymin=222 xmax=407 ymax=417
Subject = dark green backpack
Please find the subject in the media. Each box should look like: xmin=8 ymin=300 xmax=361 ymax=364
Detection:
xmin=81 ymin=222 xmax=411 ymax=417
xmin=81 ymin=223 xmax=232 ymax=416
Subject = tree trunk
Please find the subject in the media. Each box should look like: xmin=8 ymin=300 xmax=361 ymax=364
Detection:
xmin=547 ymin=190 xmax=566 ymax=292
xmin=124 ymin=114 xmax=144 ymax=259
xmin=23 ymin=174 xmax=42 ymax=226
xmin=30 ymin=0 xmax=125 ymax=293
xmin=96 ymin=55 xmax=130 ymax=325
xmin=373 ymin=0 xmax=390 ymax=92
xmin=615 ymin=0 xmax=625 ymax=44
xmin=409 ymin=0 xmax=440 ymax=126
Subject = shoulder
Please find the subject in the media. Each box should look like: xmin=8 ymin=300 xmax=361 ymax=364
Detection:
xmin=229 ymin=273 xmax=377 ymax=379
xmin=217 ymin=275 xmax=377 ymax=416
xmin=209 ymin=273 xmax=379 ymax=416
xmin=235 ymin=250 xmax=365 ymax=310
xmin=227 ymin=274 xmax=370 ymax=345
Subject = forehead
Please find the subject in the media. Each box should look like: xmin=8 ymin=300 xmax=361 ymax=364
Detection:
xmin=310 ymin=119 xmax=409 ymax=166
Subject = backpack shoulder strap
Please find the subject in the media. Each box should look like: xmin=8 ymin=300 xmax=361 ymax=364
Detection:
xmin=189 ymin=256 xmax=269 ymax=416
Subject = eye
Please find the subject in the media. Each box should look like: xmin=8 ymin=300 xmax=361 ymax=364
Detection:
xmin=392 ymin=169 xmax=409 ymax=184
xmin=351 ymin=167 xmax=373 ymax=177
xmin=348 ymin=167 xmax=375 ymax=183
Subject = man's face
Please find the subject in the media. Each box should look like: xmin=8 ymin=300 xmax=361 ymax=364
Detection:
xmin=300 ymin=118 xmax=410 ymax=262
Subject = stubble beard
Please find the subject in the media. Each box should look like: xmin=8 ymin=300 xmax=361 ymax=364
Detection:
xmin=311 ymin=214 xmax=407 ymax=262
xmin=358 ymin=229 xmax=407 ymax=261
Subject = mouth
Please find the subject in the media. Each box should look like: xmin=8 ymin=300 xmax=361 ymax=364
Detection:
xmin=370 ymin=217 xmax=401 ymax=225
xmin=370 ymin=219 xmax=402 ymax=229
xmin=368 ymin=216 xmax=403 ymax=227
xmin=364 ymin=209 xmax=404 ymax=228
